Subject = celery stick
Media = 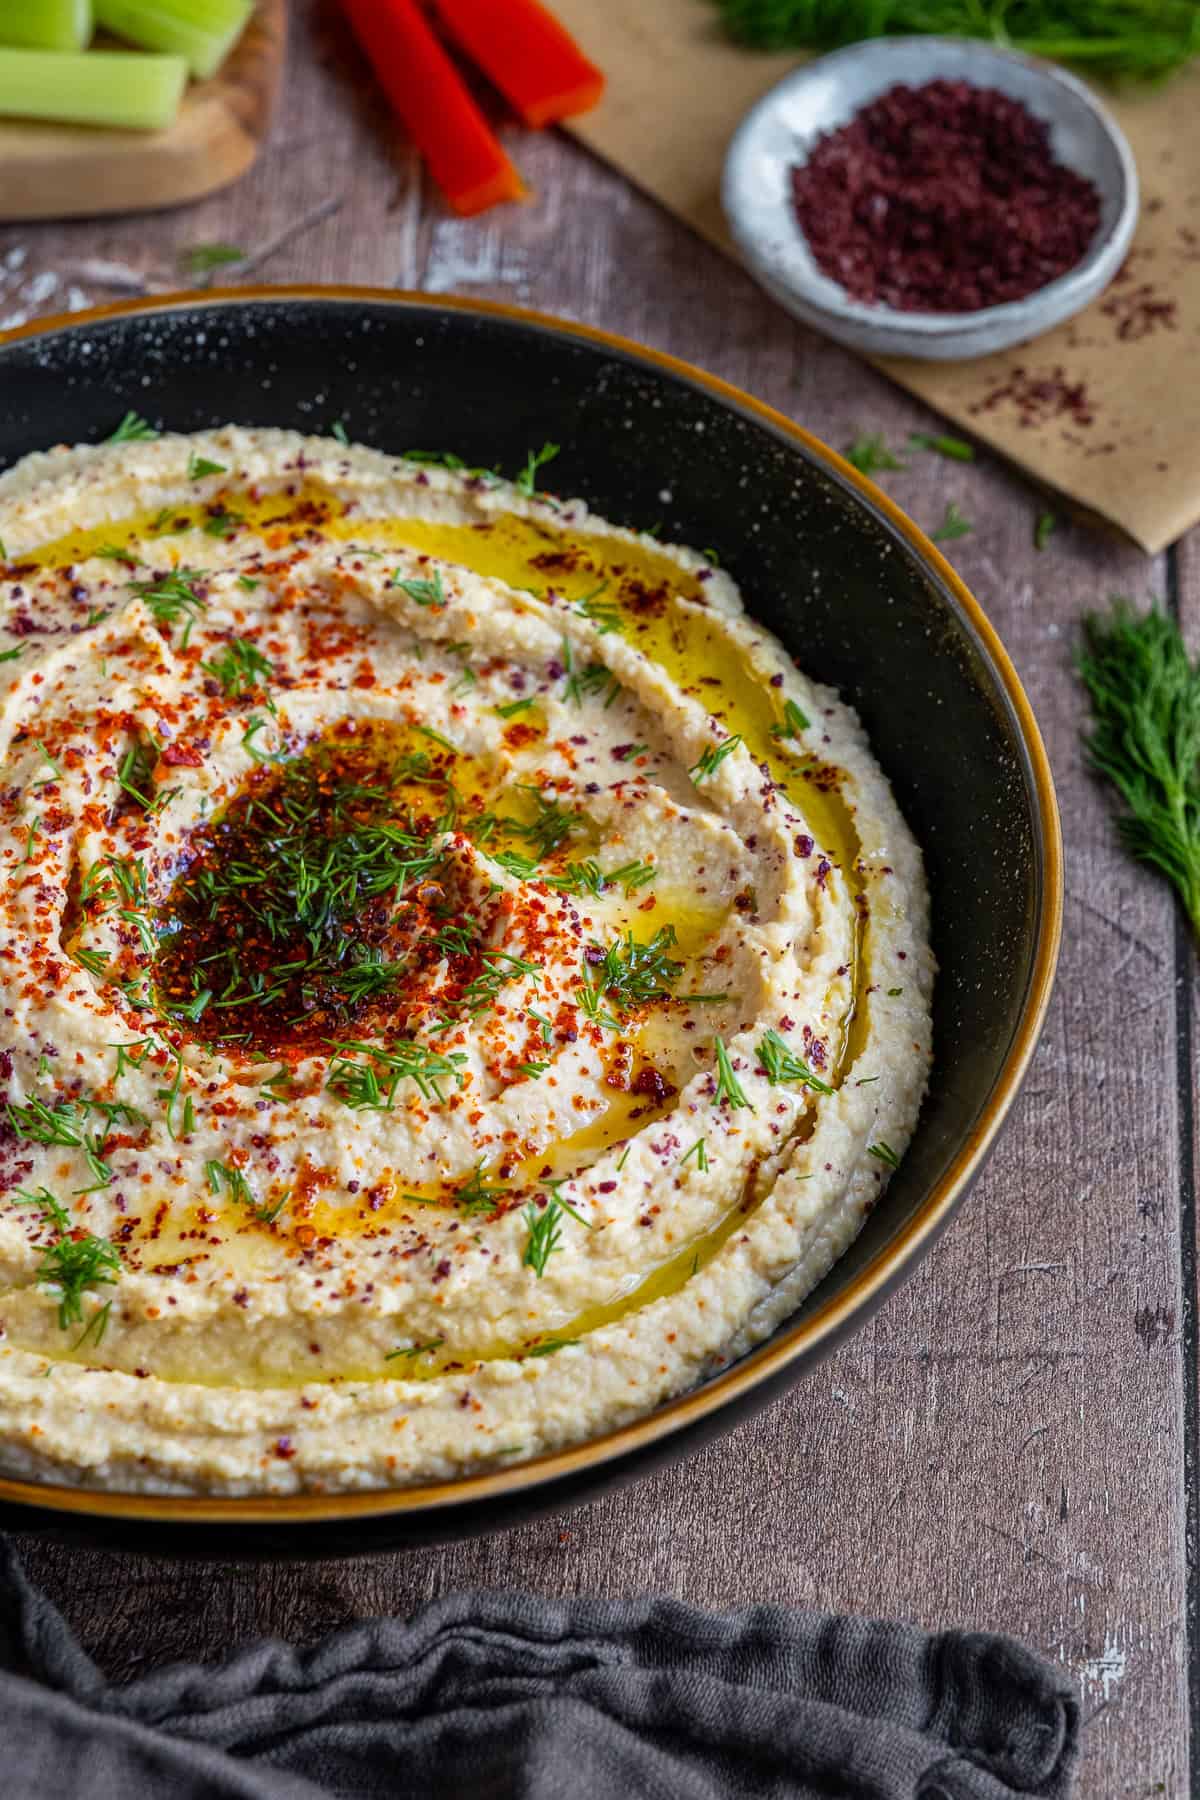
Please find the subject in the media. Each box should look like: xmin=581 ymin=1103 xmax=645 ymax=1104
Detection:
xmin=0 ymin=47 xmax=187 ymax=129
xmin=95 ymin=0 xmax=251 ymax=80
xmin=0 ymin=0 xmax=92 ymax=52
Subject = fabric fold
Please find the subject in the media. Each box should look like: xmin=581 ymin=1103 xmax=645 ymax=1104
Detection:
xmin=0 ymin=1543 xmax=1079 ymax=1799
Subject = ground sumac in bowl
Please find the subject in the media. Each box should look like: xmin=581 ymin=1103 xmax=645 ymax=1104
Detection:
xmin=790 ymin=79 xmax=1102 ymax=313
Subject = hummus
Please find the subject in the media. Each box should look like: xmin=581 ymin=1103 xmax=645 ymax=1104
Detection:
xmin=0 ymin=426 xmax=933 ymax=1495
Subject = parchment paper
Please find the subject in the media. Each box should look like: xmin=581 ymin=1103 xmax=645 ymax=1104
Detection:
xmin=555 ymin=0 xmax=1200 ymax=553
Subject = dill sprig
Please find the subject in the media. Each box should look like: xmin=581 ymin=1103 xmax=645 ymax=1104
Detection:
xmin=709 ymin=1 xmax=1200 ymax=76
xmin=14 ymin=1186 xmax=121 ymax=1330
xmin=756 ymin=1029 xmax=833 ymax=1093
xmin=588 ymin=925 xmax=683 ymax=1011
xmin=454 ymin=1162 xmax=508 ymax=1217
xmin=1078 ymin=600 xmax=1200 ymax=937
xmin=130 ymin=568 xmax=208 ymax=645
xmin=325 ymin=1039 xmax=468 ymax=1109
xmin=690 ymin=734 xmax=742 ymax=781
xmin=203 ymin=637 xmax=275 ymax=701
xmin=516 ymin=441 xmax=560 ymax=496
xmin=522 ymin=1185 xmax=589 ymax=1277
xmin=107 ymin=411 xmax=158 ymax=444
xmin=390 ymin=568 xmax=447 ymax=608
xmin=844 ymin=432 xmax=906 ymax=475
xmin=713 ymin=1036 xmax=752 ymax=1110
xmin=205 ymin=1158 xmax=287 ymax=1224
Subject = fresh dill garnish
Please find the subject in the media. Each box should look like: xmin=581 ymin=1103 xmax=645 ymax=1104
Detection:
xmin=561 ymin=638 xmax=619 ymax=707
xmin=932 ymin=502 xmax=972 ymax=543
xmin=454 ymin=1162 xmax=508 ymax=1216
xmin=179 ymin=242 xmax=244 ymax=274
xmin=30 ymin=739 xmax=65 ymax=787
xmin=107 ymin=411 xmax=158 ymax=444
xmin=384 ymin=1337 xmax=445 ymax=1361
xmin=588 ymin=925 xmax=683 ymax=1011
xmin=528 ymin=1006 xmax=554 ymax=1044
xmin=390 ymin=568 xmax=447 ymax=608
xmin=504 ymin=786 xmax=581 ymax=859
xmin=462 ymin=950 xmax=541 ymax=1012
xmin=574 ymin=583 xmax=621 ymax=633
xmin=154 ymin=1042 xmax=193 ymax=1140
xmin=844 ymin=433 xmax=905 ymax=475
xmin=908 ymin=431 xmax=975 ymax=462
xmin=325 ymin=1039 xmax=467 ymax=1109
xmin=521 ymin=1186 xmax=589 ymax=1277
xmin=489 ymin=849 xmax=540 ymax=881
xmin=187 ymin=453 xmax=227 ymax=479
xmin=130 ymin=568 xmax=207 ymax=644
xmin=681 ymin=1137 xmax=708 ymax=1170
xmin=74 ymin=946 xmax=110 ymax=978
xmin=73 ymin=1298 xmax=112 ymax=1350
xmin=1078 ymin=599 xmax=1200 ymax=937
xmin=13 ymin=1186 xmax=120 ymax=1329
xmin=495 ymin=695 xmax=536 ymax=719
xmin=96 ymin=542 xmax=139 ymax=568
xmin=203 ymin=506 xmax=244 ymax=539
xmin=771 ymin=698 xmax=810 ymax=739
xmin=713 ymin=1036 xmax=752 ymax=1109
xmin=577 ymin=979 xmax=621 ymax=1032
xmin=544 ymin=857 xmax=656 ymax=899
xmin=6 ymin=1092 xmax=144 ymax=1195
xmin=690 ymin=734 xmax=742 ymax=780
xmin=615 ymin=1144 xmax=631 ymax=1171
xmin=331 ymin=420 xmax=350 ymax=446
xmin=401 ymin=449 xmax=500 ymax=484
xmin=119 ymin=908 xmax=158 ymax=956
xmin=867 ymin=1140 xmax=901 ymax=1170
xmin=205 ymin=1158 xmax=285 ymax=1223
xmin=433 ymin=922 xmax=477 ymax=957
xmin=202 ymin=637 xmax=276 ymax=701
xmin=241 ymin=715 xmax=286 ymax=764
xmin=110 ymin=1036 xmax=154 ymax=1077
xmin=527 ymin=1338 xmax=579 ymax=1356
xmin=707 ymin=0 xmax=1200 ymax=75
xmin=756 ymin=1028 xmax=833 ymax=1093
xmin=516 ymin=441 xmax=560 ymax=496
xmin=518 ymin=1060 xmax=549 ymax=1078
xmin=1035 ymin=511 xmax=1057 ymax=551
xmin=21 ymin=817 xmax=39 ymax=863
xmin=0 ymin=645 xmax=22 ymax=663
xmin=116 ymin=738 xmax=157 ymax=810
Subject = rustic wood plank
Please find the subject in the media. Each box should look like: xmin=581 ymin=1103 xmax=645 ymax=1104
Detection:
xmin=3 ymin=5 xmax=1193 ymax=1792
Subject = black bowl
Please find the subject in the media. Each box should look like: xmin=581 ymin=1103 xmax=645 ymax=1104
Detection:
xmin=0 ymin=290 xmax=1061 ymax=1555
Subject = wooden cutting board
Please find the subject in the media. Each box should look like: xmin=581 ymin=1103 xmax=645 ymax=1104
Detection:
xmin=0 ymin=0 xmax=286 ymax=223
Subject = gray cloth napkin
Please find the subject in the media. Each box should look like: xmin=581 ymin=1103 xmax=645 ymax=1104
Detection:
xmin=0 ymin=1540 xmax=1079 ymax=1800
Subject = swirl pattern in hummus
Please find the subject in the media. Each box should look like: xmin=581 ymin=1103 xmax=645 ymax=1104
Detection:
xmin=0 ymin=428 xmax=933 ymax=1495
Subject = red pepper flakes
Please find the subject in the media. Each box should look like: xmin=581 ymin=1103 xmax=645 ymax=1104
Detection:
xmin=790 ymin=80 xmax=1101 ymax=314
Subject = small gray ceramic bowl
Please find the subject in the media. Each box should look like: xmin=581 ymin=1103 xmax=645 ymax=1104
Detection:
xmin=722 ymin=37 xmax=1139 ymax=361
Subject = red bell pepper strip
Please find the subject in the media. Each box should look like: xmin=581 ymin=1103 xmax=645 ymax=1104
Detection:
xmin=338 ymin=0 xmax=524 ymax=217
xmin=434 ymin=0 xmax=605 ymax=129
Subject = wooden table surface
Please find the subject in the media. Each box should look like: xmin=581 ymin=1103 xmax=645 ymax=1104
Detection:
xmin=4 ymin=7 xmax=1195 ymax=1794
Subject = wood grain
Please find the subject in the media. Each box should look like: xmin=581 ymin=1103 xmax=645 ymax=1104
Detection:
xmin=1 ymin=5 xmax=1194 ymax=1794
xmin=0 ymin=0 xmax=286 ymax=225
